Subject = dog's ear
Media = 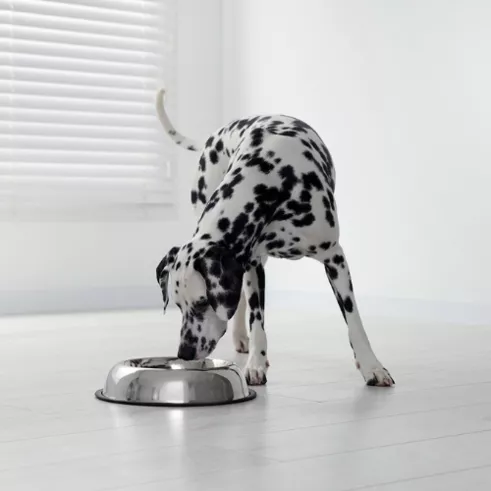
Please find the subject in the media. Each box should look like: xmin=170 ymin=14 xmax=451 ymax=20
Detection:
xmin=194 ymin=246 xmax=244 ymax=321
xmin=156 ymin=246 xmax=180 ymax=313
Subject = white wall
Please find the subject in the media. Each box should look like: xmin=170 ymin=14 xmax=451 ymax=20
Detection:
xmin=222 ymin=0 xmax=491 ymax=319
xmin=0 ymin=0 xmax=223 ymax=315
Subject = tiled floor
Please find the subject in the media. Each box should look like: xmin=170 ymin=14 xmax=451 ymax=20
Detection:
xmin=1 ymin=307 xmax=491 ymax=490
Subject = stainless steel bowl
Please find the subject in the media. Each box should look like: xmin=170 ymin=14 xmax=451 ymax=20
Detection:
xmin=95 ymin=357 xmax=256 ymax=407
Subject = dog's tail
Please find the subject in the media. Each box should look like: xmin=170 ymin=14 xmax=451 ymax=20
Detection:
xmin=155 ymin=88 xmax=202 ymax=152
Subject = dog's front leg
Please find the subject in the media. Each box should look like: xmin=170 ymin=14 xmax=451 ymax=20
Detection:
xmin=243 ymin=262 xmax=268 ymax=385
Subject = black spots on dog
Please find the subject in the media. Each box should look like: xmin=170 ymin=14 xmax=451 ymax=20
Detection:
xmin=190 ymin=190 xmax=198 ymax=205
xmin=168 ymin=129 xmax=176 ymax=136
xmin=266 ymin=150 xmax=275 ymax=158
xmin=254 ymin=183 xmax=280 ymax=203
xmin=199 ymin=155 xmax=206 ymax=172
xmin=244 ymin=202 xmax=254 ymax=213
xmin=344 ymin=296 xmax=354 ymax=313
xmin=246 ymin=156 xmax=274 ymax=174
xmin=184 ymin=328 xmax=199 ymax=346
xmin=222 ymin=212 xmax=250 ymax=249
xmin=301 ymin=138 xmax=312 ymax=149
xmin=303 ymin=150 xmax=315 ymax=162
xmin=209 ymin=149 xmax=219 ymax=164
xmin=221 ymin=173 xmax=244 ymax=200
xmin=309 ymin=245 xmax=317 ymax=253
xmin=292 ymin=237 xmax=300 ymax=243
xmin=249 ymin=312 xmax=255 ymax=329
xmin=292 ymin=119 xmax=311 ymax=133
xmin=197 ymin=325 xmax=202 ymax=332
xmin=205 ymin=136 xmax=214 ymax=148
xmin=232 ymin=212 xmax=248 ymax=235
xmin=302 ymin=172 xmax=323 ymax=191
xmin=274 ymin=157 xmax=282 ymax=164
xmin=335 ymin=292 xmax=347 ymax=321
xmin=272 ymin=208 xmax=293 ymax=223
xmin=325 ymin=263 xmax=338 ymax=280
xmin=249 ymin=292 xmax=259 ymax=310
xmin=208 ymin=339 xmax=217 ymax=352
xmin=260 ymin=350 xmax=266 ymax=356
xmin=215 ymin=139 xmax=224 ymax=152
xmin=218 ymin=217 xmax=230 ymax=232
xmin=256 ymin=311 xmax=262 ymax=321
xmin=333 ymin=254 xmax=345 ymax=267
xmin=288 ymin=248 xmax=302 ymax=256
xmin=201 ymin=233 xmax=212 ymax=240
xmin=266 ymin=120 xmax=283 ymax=134
xmin=216 ymin=291 xmax=239 ymax=309
xmin=201 ymin=188 xmax=220 ymax=215
xmin=264 ymin=232 xmax=276 ymax=241
xmin=287 ymin=200 xmax=311 ymax=215
xmin=319 ymin=241 xmax=331 ymax=250
xmin=322 ymin=197 xmax=336 ymax=227
xmin=266 ymin=239 xmax=286 ymax=250
xmin=327 ymin=189 xmax=336 ymax=211
xmin=197 ymin=176 xmax=207 ymax=204
xmin=250 ymin=127 xmax=264 ymax=147
xmin=245 ymin=223 xmax=255 ymax=237
xmin=300 ymin=190 xmax=312 ymax=203
xmin=280 ymin=130 xmax=298 ymax=137
xmin=279 ymin=165 xmax=299 ymax=193
xmin=292 ymin=212 xmax=315 ymax=227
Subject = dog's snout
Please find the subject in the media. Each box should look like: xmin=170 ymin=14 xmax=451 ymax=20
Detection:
xmin=178 ymin=344 xmax=196 ymax=361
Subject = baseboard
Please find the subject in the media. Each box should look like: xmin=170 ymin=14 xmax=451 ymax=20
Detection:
xmin=1 ymin=286 xmax=489 ymax=326
xmin=0 ymin=286 xmax=161 ymax=316
xmin=266 ymin=290 xmax=491 ymax=326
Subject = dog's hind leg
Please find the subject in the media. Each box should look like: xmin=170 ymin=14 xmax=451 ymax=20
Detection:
xmin=231 ymin=288 xmax=249 ymax=353
xmin=321 ymin=244 xmax=395 ymax=387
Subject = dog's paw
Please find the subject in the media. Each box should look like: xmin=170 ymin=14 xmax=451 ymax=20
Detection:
xmin=358 ymin=361 xmax=395 ymax=387
xmin=244 ymin=356 xmax=268 ymax=385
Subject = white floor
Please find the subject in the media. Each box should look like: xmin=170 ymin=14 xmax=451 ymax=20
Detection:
xmin=1 ymin=307 xmax=491 ymax=490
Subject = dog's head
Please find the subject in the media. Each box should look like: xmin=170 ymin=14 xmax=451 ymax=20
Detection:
xmin=156 ymin=243 xmax=244 ymax=360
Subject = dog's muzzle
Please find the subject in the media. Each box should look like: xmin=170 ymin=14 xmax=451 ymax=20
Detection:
xmin=177 ymin=344 xmax=196 ymax=361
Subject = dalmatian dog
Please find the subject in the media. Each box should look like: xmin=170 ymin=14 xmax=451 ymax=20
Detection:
xmin=155 ymin=89 xmax=394 ymax=387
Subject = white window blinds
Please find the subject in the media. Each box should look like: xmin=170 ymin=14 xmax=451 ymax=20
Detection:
xmin=0 ymin=0 xmax=177 ymax=217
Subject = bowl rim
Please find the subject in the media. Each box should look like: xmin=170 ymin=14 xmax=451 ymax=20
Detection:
xmin=121 ymin=357 xmax=236 ymax=372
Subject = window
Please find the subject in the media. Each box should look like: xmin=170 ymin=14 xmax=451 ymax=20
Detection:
xmin=0 ymin=0 xmax=177 ymax=219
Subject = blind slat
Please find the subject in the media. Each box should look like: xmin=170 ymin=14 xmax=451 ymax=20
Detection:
xmin=3 ymin=8 xmax=163 ymax=36
xmin=1 ymin=94 xmax=156 ymax=115
xmin=0 ymin=80 xmax=156 ymax=103
xmin=0 ymin=37 xmax=161 ymax=65
xmin=0 ymin=121 xmax=160 ymax=140
xmin=0 ymin=24 xmax=164 ymax=52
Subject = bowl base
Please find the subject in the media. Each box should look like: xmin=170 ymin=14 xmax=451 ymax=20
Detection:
xmin=94 ymin=388 xmax=257 ymax=407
